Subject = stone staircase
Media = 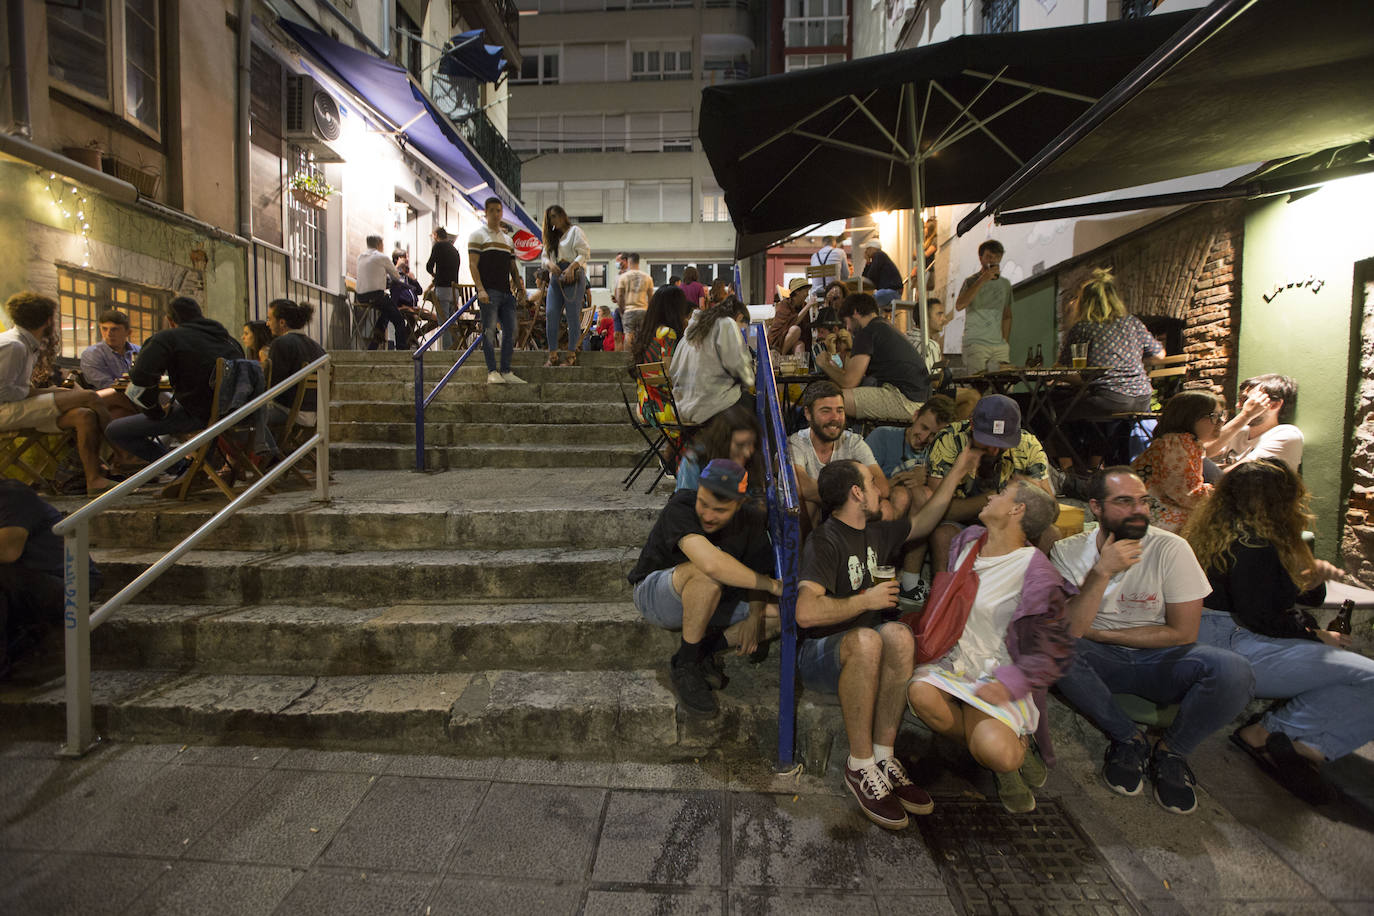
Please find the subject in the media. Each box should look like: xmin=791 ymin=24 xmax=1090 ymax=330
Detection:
xmin=1 ymin=351 xmax=839 ymax=767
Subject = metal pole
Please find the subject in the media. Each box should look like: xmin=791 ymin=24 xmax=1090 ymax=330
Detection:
xmin=315 ymin=360 xmax=331 ymax=502
xmin=905 ymin=86 xmax=930 ymax=356
xmin=414 ymin=349 xmax=426 ymax=471
xmin=60 ymin=523 xmax=94 ymax=757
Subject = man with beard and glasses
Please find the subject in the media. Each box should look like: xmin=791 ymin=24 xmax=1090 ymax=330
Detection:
xmin=1050 ymin=467 xmax=1253 ymax=816
xmin=789 ymin=381 xmax=898 ymax=527
xmin=797 ymin=452 xmax=977 ymax=829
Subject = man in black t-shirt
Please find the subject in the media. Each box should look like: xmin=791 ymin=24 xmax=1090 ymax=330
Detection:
xmin=0 ymin=480 xmax=102 ymax=675
xmin=264 ymin=298 xmax=327 ymax=426
xmin=628 ymin=459 xmax=781 ymax=717
xmin=821 ymin=292 xmax=930 ymax=421
xmin=797 ymin=449 xmax=976 ymax=829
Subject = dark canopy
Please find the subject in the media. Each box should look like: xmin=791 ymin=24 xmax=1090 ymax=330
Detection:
xmin=960 ymin=0 xmax=1374 ymax=231
xmin=438 ymin=29 xmax=509 ymax=84
xmin=699 ymin=12 xmax=1190 ymax=258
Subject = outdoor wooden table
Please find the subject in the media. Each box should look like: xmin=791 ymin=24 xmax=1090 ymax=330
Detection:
xmin=772 ymin=369 xmax=828 ymax=432
xmin=966 ymin=365 xmax=1110 ymax=471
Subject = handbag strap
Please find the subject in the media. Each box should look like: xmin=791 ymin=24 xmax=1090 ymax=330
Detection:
xmin=951 ymin=531 xmax=987 ymax=582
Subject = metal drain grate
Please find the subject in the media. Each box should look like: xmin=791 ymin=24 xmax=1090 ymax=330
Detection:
xmin=918 ymin=798 xmax=1142 ymax=915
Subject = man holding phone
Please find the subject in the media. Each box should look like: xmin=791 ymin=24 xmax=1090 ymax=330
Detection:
xmin=956 ymin=240 xmax=1013 ymax=372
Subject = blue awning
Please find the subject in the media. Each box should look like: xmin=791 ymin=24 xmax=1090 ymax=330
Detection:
xmin=439 ymin=29 xmax=508 ymax=84
xmin=279 ymin=20 xmax=538 ymax=236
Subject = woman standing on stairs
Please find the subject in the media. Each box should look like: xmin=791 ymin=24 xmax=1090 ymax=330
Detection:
xmin=542 ymin=205 xmax=591 ymax=367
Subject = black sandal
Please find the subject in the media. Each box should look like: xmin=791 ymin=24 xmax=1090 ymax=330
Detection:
xmin=1229 ymin=729 xmax=1336 ymax=804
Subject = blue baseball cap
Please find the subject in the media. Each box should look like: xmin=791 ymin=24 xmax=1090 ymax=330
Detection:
xmin=699 ymin=459 xmax=749 ymax=501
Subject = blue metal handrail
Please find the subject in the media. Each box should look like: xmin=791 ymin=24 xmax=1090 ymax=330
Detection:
xmin=752 ymin=325 xmax=803 ymax=769
xmin=413 ymin=292 xmax=481 ymax=471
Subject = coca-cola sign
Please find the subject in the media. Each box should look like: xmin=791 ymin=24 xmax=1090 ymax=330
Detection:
xmin=512 ymin=229 xmax=542 ymax=261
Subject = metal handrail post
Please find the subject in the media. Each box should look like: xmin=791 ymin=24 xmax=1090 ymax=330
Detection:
xmin=60 ymin=520 xmax=94 ymax=757
xmin=412 ymin=293 xmax=480 ymax=472
xmin=315 ymin=359 xmax=331 ymax=502
xmin=414 ymin=347 xmax=425 ymax=471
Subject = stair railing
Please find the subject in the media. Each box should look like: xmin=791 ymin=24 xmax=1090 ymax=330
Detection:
xmin=413 ymin=291 xmax=481 ymax=471
xmin=51 ymin=354 xmax=332 ymax=757
xmin=752 ymin=325 xmax=803 ymax=769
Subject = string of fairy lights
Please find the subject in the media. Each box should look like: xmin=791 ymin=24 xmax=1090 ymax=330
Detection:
xmin=44 ymin=171 xmax=92 ymax=268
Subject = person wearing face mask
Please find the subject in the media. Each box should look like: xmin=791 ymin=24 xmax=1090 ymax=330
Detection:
xmin=1050 ymin=467 xmax=1253 ymax=816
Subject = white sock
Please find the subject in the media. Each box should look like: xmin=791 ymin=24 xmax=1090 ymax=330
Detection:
xmin=900 ymin=572 xmax=922 ymax=591
xmin=872 ymin=743 xmax=894 ymax=763
xmin=848 ymin=754 xmax=876 ymax=770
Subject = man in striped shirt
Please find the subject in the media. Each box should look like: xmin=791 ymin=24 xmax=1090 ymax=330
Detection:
xmin=468 ymin=198 xmax=529 ymax=384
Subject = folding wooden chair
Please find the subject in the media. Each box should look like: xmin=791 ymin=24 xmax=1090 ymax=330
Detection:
xmin=625 ymin=361 xmax=699 ymax=493
xmin=0 ymin=427 xmax=76 ymax=492
xmin=265 ymin=359 xmax=324 ymax=487
xmin=167 ymin=359 xmax=270 ymax=500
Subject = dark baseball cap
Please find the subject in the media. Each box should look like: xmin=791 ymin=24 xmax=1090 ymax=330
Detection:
xmin=699 ymin=459 xmax=749 ymax=501
xmin=970 ymin=395 xmax=1022 ymax=449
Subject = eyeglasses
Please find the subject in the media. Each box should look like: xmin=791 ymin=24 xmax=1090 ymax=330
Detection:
xmin=1103 ymin=496 xmax=1151 ymax=509
xmin=1208 ymin=412 xmax=1226 ymax=422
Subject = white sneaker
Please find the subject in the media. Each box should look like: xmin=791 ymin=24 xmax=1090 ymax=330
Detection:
xmin=501 ymin=372 xmax=526 ymax=384
xmin=486 ymin=371 xmax=505 ymax=384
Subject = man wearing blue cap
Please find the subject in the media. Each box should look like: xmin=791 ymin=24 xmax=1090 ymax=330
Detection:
xmin=924 ymin=395 xmax=1053 ymax=579
xmin=627 ymin=459 xmax=782 ymax=717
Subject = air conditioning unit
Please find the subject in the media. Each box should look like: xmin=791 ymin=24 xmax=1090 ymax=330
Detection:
xmin=285 ymin=74 xmax=345 ymax=161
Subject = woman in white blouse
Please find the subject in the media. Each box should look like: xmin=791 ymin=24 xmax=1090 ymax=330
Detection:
xmin=542 ymin=205 xmax=591 ymax=367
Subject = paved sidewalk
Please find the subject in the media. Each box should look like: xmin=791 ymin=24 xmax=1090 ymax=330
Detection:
xmin=3 ymin=718 xmax=1372 ymax=916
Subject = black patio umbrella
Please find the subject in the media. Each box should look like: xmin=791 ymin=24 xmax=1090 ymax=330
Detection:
xmin=699 ymin=12 xmax=1191 ymax=266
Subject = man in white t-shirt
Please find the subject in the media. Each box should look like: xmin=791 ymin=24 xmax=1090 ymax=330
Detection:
xmin=1205 ymin=373 xmax=1303 ymax=473
xmin=788 ymin=381 xmax=897 ymax=525
xmin=1050 ymin=467 xmax=1253 ymax=816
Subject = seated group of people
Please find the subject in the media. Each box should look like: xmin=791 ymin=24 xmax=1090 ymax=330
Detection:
xmin=626 ymin=329 xmax=1371 ymax=829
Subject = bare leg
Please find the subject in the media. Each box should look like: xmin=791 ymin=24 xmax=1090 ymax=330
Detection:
xmin=873 ymin=623 xmax=916 ymax=749
xmin=671 ymin=563 xmax=724 ymax=644
xmin=953 ymin=388 xmax=980 ymax=421
xmin=837 ymin=627 xmax=884 ymax=760
xmin=908 ymin=682 xmax=966 ymax=738
xmin=887 ymin=485 xmax=911 ymax=517
xmin=55 ymin=407 xmax=115 ymax=491
xmin=930 ymin=522 xmax=959 ymax=573
xmin=51 ymin=387 xmax=111 ymax=427
xmin=962 ymin=704 xmax=1026 ymax=773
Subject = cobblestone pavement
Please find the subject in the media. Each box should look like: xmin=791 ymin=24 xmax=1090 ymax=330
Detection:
xmin=2 ymin=723 xmax=1371 ymax=916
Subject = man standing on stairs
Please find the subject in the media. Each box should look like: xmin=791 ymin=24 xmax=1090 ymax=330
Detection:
xmin=627 ymin=459 xmax=782 ymax=718
xmin=795 ymin=449 xmax=977 ymax=830
xmin=468 ymin=197 xmax=528 ymax=385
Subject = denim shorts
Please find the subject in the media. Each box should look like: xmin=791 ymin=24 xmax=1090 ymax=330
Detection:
xmin=633 ymin=568 xmax=752 ymax=631
xmin=797 ymin=623 xmax=891 ymax=694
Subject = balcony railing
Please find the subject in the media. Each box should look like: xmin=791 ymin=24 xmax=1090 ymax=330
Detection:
xmin=429 ymin=74 xmax=522 ymax=197
xmin=1120 ymin=0 xmax=1160 ymax=19
xmin=982 ymin=0 xmax=1018 ymax=33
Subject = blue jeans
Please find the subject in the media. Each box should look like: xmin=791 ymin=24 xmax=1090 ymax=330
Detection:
xmin=546 ymin=271 xmax=587 ymax=351
xmin=478 ymin=290 xmax=516 ymax=373
xmin=1054 ymin=637 xmax=1253 ymax=757
xmin=874 ymin=288 xmax=899 ymax=315
xmin=1198 ymin=611 xmax=1374 ymax=759
xmin=106 ymin=404 xmax=206 ymax=463
xmin=433 ymin=286 xmax=457 ymax=348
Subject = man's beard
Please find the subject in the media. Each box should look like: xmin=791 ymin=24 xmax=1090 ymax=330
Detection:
xmin=1103 ymin=512 xmax=1149 ymax=541
xmin=810 ymin=420 xmax=844 ymax=443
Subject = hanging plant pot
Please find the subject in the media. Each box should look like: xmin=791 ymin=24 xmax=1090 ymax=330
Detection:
xmin=290 ymin=186 xmax=330 ymax=210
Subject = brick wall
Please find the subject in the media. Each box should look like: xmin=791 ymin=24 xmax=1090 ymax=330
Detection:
xmin=1054 ymin=201 xmax=1244 ymax=399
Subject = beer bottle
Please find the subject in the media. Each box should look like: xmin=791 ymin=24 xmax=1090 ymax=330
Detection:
xmin=1034 ymin=344 xmax=1044 ymax=367
xmin=1025 ymin=346 xmax=1035 ymax=367
xmin=1328 ymin=599 xmax=1354 ymax=636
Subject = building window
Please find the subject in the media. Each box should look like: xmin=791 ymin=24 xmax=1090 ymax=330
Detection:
xmin=631 ymin=43 xmax=693 ymax=81
xmin=286 ymin=147 xmax=326 ymax=287
xmin=982 ymin=0 xmax=1018 ymax=33
xmin=784 ymin=0 xmax=848 ymax=49
xmin=700 ymin=185 xmax=730 ymax=222
xmin=784 ymin=53 xmax=846 ymax=71
xmin=628 ymin=180 xmax=691 ymax=222
xmin=47 ymin=0 xmax=161 ymax=136
xmin=703 ymin=55 xmax=750 ymax=82
xmin=513 ymin=47 xmax=560 ymax=85
xmin=55 ymin=266 xmax=165 ymax=359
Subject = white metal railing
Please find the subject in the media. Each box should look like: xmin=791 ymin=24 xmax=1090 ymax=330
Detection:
xmin=51 ymin=354 xmax=332 ymax=757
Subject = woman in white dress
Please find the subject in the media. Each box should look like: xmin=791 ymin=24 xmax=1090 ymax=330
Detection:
xmin=906 ymin=479 xmax=1075 ymax=813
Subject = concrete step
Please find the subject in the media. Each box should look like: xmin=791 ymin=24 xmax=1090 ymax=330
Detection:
xmin=87 ymin=503 xmax=659 ymax=552
xmin=332 ymin=421 xmax=642 ymax=446
xmin=331 ymin=400 xmax=629 ymax=425
xmin=331 ymin=442 xmax=645 ymax=470
xmin=332 ymin=380 xmax=627 ymax=403
xmin=0 ymin=664 xmax=840 ymax=763
xmin=333 ymin=364 xmax=631 ymax=385
xmin=91 ymin=601 xmax=669 ymax=674
xmin=91 ymin=546 xmax=636 ymax=605
xmin=330 ymin=350 xmax=631 ymax=369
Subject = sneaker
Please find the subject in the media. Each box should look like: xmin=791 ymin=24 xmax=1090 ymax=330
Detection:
xmin=669 ymin=656 xmax=717 ymax=717
xmin=877 ymin=756 xmax=934 ymax=815
xmin=501 ymin=372 xmax=526 ymax=384
xmin=994 ymin=768 xmax=1036 ymax=814
xmin=1019 ymin=743 xmax=1048 ymax=789
xmin=844 ymin=761 xmax=908 ymax=829
xmin=486 ymin=371 xmax=505 ymax=384
xmin=1102 ymin=736 xmax=1148 ymax=796
xmin=1150 ymin=743 xmax=1198 ymax=815
xmin=898 ymin=580 xmax=930 ymax=605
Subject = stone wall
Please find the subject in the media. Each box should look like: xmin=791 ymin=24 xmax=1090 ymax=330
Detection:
xmin=1054 ymin=201 xmax=1244 ymax=399
xmin=1340 ymin=272 xmax=1374 ymax=579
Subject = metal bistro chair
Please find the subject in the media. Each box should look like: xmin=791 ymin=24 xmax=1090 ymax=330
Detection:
xmin=622 ymin=361 xmax=698 ymax=493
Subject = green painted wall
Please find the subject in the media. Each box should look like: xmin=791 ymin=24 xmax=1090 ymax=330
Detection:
xmin=1239 ymin=175 xmax=1374 ymax=560
xmin=1010 ymin=275 xmax=1059 ymax=367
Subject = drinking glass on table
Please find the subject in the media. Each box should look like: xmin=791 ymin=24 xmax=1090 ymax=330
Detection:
xmin=1070 ymin=343 xmax=1088 ymax=369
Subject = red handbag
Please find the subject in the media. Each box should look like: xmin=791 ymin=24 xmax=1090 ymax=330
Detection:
xmin=901 ymin=532 xmax=986 ymax=664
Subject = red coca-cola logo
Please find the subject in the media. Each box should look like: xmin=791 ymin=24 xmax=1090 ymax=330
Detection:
xmin=512 ymin=229 xmax=542 ymax=261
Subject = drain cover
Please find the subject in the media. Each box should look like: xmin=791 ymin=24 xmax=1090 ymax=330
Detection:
xmin=918 ymin=798 xmax=1142 ymax=915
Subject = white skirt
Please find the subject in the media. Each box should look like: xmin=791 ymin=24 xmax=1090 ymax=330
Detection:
xmin=912 ymin=663 xmax=1039 ymax=737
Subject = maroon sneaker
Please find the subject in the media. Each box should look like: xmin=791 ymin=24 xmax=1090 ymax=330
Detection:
xmin=877 ymin=756 xmax=935 ymax=815
xmin=844 ymin=761 xmax=908 ymax=829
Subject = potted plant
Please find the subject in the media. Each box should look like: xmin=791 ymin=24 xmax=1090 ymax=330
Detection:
xmin=288 ymin=173 xmax=334 ymax=209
